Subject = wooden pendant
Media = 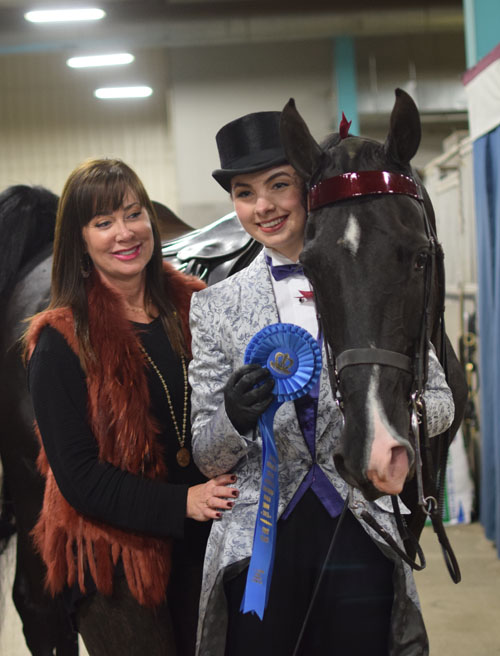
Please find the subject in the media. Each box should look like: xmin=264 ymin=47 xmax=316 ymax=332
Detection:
xmin=176 ymin=447 xmax=191 ymax=467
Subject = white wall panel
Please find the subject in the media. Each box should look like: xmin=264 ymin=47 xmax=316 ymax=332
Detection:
xmin=0 ymin=50 xmax=177 ymax=211
xmin=424 ymin=135 xmax=477 ymax=351
xmin=424 ymin=138 xmax=477 ymax=291
xmin=169 ymin=40 xmax=333 ymax=228
xmin=0 ymin=35 xmax=468 ymax=230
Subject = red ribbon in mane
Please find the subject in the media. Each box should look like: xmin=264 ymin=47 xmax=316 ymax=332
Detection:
xmin=339 ymin=112 xmax=352 ymax=139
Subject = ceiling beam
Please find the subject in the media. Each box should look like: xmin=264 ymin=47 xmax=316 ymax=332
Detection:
xmin=0 ymin=7 xmax=464 ymax=55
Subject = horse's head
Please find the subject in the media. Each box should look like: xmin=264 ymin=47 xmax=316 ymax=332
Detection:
xmin=281 ymin=89 xmax=441 ymax=501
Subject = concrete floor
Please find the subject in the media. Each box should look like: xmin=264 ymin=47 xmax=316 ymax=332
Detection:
xmin=0 ymin=523 xmax=499 ymax=655
xmin=417 ymin=522 xmax=500 ymax=655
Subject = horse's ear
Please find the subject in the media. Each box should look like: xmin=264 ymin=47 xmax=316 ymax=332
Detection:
xmin=384 ymin=88 xmax=421 ymax=166
xmin=280 ymin=98 xmax=322 ymax=182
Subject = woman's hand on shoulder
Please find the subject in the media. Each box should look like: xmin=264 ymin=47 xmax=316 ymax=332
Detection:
xmin=186 ymin=474 xmax=239 ymax=522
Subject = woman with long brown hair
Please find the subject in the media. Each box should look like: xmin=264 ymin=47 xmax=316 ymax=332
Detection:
xmin=25 ymin=158 xmax=237 ymax=655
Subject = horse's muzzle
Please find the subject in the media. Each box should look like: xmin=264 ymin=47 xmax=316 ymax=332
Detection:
xmin=334 ymin=423 xmax=415 ymax=501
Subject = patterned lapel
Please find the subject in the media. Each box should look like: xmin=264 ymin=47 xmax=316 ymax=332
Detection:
xmin=315 ymin=342 xmax=338 ymax=441
xmin=238 ymin=252 xmax=279 ymax=332
xmin=244 ymin=252 xmax=337 ymax=441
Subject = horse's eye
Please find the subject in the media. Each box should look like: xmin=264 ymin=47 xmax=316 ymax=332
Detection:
xmin=414 ymin=252 xmax=428 ymax=271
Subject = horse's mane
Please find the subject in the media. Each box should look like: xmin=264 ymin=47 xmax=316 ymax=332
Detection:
xmin=320 ymin=132 xmax=342 ymax=150
xmin=0 ymin=185 xmax=58 ymax=299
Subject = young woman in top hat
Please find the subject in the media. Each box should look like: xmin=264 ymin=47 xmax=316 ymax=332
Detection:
xmin=188 ymin=112 xmax=455 ymax=655
xmin=25 ymin=158 xmax=237 ymax=656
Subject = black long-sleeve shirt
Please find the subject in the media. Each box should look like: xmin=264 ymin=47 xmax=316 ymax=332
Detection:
xmin=28 ymin=317 xmax=209 ymax=562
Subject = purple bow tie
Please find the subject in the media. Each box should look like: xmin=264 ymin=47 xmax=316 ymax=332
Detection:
xmin=265 ymin=255 xmax=304 ymax=281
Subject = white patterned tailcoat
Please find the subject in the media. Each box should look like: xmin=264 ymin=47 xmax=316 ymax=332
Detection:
xmin=189 ymin=251 xmax=454 ymax=656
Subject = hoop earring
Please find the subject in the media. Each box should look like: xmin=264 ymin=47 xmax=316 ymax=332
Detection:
xmin=80 ymin=253 xmax=92 ymax=278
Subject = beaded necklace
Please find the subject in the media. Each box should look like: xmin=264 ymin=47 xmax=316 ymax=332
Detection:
xmin=140 ymin=345 xmax=190 ymax=467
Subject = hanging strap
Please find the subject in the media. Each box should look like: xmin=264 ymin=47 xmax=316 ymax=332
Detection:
xmin=359 ymin=503 xmax=426 ymax=572
xmin=416 ymin=396 xmax=461 ymax=583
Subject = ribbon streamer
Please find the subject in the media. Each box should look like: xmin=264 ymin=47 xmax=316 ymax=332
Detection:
xmin=240 ymin=323 xmax=322 ymax=619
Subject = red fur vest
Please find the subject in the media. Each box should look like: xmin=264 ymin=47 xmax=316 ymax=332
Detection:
xmin=26 ymin=262 xmax=205 ymax=607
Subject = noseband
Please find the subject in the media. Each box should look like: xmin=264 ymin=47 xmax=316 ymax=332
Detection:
xmin=306 ymin=170 xmax=461 ymax=583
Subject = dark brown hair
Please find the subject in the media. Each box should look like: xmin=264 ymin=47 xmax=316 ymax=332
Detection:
xmin=49 ymin=158 xmax=186 ymax=366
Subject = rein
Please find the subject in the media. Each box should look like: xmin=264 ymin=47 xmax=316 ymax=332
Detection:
xmin=308 ymin=170 xmax=461 ymax=581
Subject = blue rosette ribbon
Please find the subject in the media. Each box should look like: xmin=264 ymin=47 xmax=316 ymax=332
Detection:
xmin=240 ymin=323 xmax=322 ymax=620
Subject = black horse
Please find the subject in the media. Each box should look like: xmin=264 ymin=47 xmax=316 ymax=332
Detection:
xmin=0 ymin=185 xmax=77 ymax=656
xmin=280 ymin=89 xmax=468 ymax=558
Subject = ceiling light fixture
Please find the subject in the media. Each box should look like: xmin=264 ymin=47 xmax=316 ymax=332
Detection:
xmin=24 ymin=8 xmax=106 ymax=23
xmin=67 ymin=53 xmax=135 ymax=68
xmin=94 ymin=86 xmax=153 ymax=99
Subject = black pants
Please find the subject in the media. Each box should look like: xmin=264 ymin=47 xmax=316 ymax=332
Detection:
xmin=76 ymin=576 xmax=176 ymax=656
xmin=76 ymin=560 xmax=203 ymax=656
xmin=224 ymin=490 xmax=394 ymax=656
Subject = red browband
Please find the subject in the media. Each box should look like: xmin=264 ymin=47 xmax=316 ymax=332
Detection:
xmin=308 ymin=171 xmax=424 ymax=211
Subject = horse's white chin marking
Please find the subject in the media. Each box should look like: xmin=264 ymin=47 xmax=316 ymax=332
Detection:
xmin=341 ymin=213 xmax=360 ymax=256
xmin=365 ymin=369 xmax=409 ymax=495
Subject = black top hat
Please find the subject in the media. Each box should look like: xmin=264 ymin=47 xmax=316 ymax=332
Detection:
xmin=212 ymin=111 xmax=287 ymax=192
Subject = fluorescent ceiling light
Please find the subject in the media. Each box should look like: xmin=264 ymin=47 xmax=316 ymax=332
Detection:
xmin=25 ymin=8 xmax=106 ymax=23
xmin=67 ymin=53 xmax=135 ymax=68
xmin=94 ymin=86 xmax=153 ymax=99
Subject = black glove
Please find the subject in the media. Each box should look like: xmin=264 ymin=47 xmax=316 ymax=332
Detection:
xmin=224 ymin=364 xmax=275 ymax=434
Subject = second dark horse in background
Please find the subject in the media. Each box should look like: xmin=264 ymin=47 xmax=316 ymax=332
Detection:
xmin=0 ymin=185 xmax=76 ymax=655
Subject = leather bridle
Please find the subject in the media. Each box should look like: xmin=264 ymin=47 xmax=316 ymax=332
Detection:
xmin=306 ymin=170 xmax=461 ymax=582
